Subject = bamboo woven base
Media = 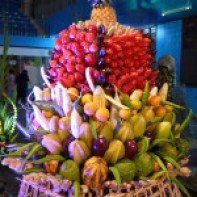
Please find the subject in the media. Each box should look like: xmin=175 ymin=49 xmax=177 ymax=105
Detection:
xmin=18 ymin=173 xmax=182 ymax=197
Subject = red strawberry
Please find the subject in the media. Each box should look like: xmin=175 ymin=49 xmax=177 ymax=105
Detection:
xmin=118 ymin=59 xmax=124 ymax=67
xmin=67 ymin=74 xmax=75 ymax=84
xmin=76 ymin=57 xmax=85 ymax=64
xmin=66 ymin=42 xmax=72 ymax=50
xmin=85 ymin=54 xmax=97 ymax=67
xmin=104 ymin=56 xmax=111 ymax=65
xmin=125 ymin=41 xmax=133 ymax=48
xmin=76 ymin=64 xmax=85 ymax=75
xmin=54 ymin=39 xmax=62 ymax=51
xmin=61 ymin=78 xmax=73 ymax=88
xmin=143 ymin=38 xmax=151 ymax=44
xmin=78 ymin=32 xmax=86 ymax=42
xmin=93 ymin=70 xmax=101 ymax=79
xmin=89 ymin=44 xmax=98 ymax=53
xmin=134 ymin=60 xmax=140 ymax=68
xmin=66 ymin=64 xmax=75 ymax=73
xmin=59 ymin=29 xmax=68 ymax=38
xmin=124 ymin=59 xmax=130 ymax=67
xmin=75 ymin=72 xmax=84 ymax=83
xmin=82 ymin=86 xmax=90 ymax=94
xmin=86 ymin=33 xmax=96 ymax=43
xmin=68 ymin=25 xmax=77 ymax=32
xmin=53 ymin=53 xmax=61 ymax=60
xmin=130 ymin=72 xmax=138 ymax=80
xmin=129 ymin=60 xmax=134 ymax=67
xmin=135 ymin=36 xmax=143 ymax=43
xmin=106 ymin=48 xmax=113 ymax=56
xmin=81 ymin=41 xmax=90 ymax=54
xmin=69 ymin=30 xmax=77 ymax=40
xmin=71 ymin=42 xmax=80 ymax=53
xmin=113 ymin=44 xmax=122 ymax=52
xmin=50 ymin=60 xmax=58 ymax=68
xmin=113 ymin=68 xmax=120 ymax=76
xmin=61 ymin=34 xmax=70 ymax=44
xmin=110 ymin=61 xmax=118 ymax=68
xmin=49 ymin=69 xmax=57 ymax=78
xmin=59 ymin=56 xmax=66 ymax=65
xmin=75 ymin=49 xmax=84 ymax=58
xmin=67 ymin=55 xmax=76 ymax=65
xmin=117 ymin=51 xmax=124 ymax=58
xmin=88 ymin=25 xmax=97 ymax=34
xmin=57 ymin=67 xmax=66 ymax=78
xmin=107 ymin=75 xmax=116 ymax=84
xmin=63 ymin=50 xmax=72 ymax=60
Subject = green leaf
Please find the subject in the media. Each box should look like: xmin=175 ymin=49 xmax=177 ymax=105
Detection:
xmin=74 ymin=180 xmax=80 ymax=197
xmin=150 ymin=153 xmax=170 ymax=180
xmin=8 ymin=143 xmax=34 ymax=157
xmin=10 ymin=133 xmax=18 ymax=143
xmin=119 ymin=91 xmax=133 ymax=113
xmin=161 ymin=100 xmax=185 ymax=110
xmin=109 ymin=167 xmax=121 ymax=189
xmin=137 ymin=137 xmax=149 ymax=153
xmin=33 ymin=155 xmax=66 ymax=164
xmin=147 ymin=117 xmax=163 ymax=127
xmin=141 ymin=81 xmax=149 ymax=110
xmin=171 ymin=177 xmax=191 ymax=197
xmin=151 ymin=171 xmax=165 ymax=180
xmin=20 ymin=168 xmax=44 ymax=175
xmin=89 ymin=118 xmax=97 ymax=139
xmin=176 ymin=109 xmax=192 ymax=135
xmin=162 ymin=156 xmax=181 ymax=171
xmin=150 ymin=139 xmax=172 ymax=149
xmin=21 ymin=143 xmax=41 ymax=170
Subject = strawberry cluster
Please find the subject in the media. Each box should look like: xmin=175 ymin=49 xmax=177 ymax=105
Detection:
xmin=47 ymin=24 xmax=158 ymax=95
xmin=48 ymin=24 xmax=100 ymax=93
xmin=104 ymin=32 xmax=158 ymax=95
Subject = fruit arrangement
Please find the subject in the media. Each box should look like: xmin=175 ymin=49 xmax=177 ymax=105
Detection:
xmin=1 ymin=80 xmax=192 ymax=196
xmin=0 ymin=1 xmax=193 ymax=197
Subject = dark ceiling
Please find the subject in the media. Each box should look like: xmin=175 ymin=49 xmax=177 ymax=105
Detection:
xmin=0 ymin=0 xmax=197 ymax=37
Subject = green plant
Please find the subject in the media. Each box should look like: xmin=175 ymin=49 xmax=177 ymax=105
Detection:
xmin=0 ymin=20 xmax=11 ymax=94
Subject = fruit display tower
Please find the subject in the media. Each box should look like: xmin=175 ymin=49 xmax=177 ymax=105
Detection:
xmin=1 ymin=1 xmax=192 ymax=197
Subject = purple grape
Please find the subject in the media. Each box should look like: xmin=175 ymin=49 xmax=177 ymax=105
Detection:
xmin=98 ymin=35 xmax=104 ymax=44
xmin=97 ymin=73 xmax=106 ymax=85
xmin=125 ymin=140 xmax=138 ymax=159
xmin=93 ymin=136 xmax=108 ymax=156
xmin=99 ymin=47 xmax=106 ymax=57
xmin=98 ymin=58 xmax=105 ymax=68
xmin=63 ymin=136 xmax=75 ymax=157
xmin=145 ymin=132 xmax=154 ymax=142
xmin=99 ymin=25 xmax=105 ymax=34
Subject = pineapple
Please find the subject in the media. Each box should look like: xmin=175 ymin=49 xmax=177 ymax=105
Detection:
xmin=90 ymin=0 xmax=117 ymax=26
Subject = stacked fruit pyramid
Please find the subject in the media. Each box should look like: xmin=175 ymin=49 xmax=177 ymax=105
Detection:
xmin=1 ymin=1 xmax=192 ymax=197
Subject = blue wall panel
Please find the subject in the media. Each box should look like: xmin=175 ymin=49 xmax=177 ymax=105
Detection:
xmin=156 ymin=20 xmax=182 ymax=84
xmin=156 ymin=20 xmax=197 ymax=114
xmin=0 ymin=35 xmax=54 ymax=48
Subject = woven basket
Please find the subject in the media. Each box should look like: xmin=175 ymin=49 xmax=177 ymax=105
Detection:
xmin=18 ymin=173 xmax=182 ymax=197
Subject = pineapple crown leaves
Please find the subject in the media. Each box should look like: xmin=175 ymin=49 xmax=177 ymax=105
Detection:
xmin=88 ymin=0 xmax=112 ymax=7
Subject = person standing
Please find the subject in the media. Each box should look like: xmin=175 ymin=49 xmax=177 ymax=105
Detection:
xmin=16 ymin=70 xmax=29 ymax=104
xmin=7 ymin=69 xmax=16 ymax=99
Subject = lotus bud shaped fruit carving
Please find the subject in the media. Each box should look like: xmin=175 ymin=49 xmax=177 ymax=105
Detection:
xmin=42 ymin=133 xmax=63 ymax=154
xmin=68 ymin=140 xmax=91 ymax=165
